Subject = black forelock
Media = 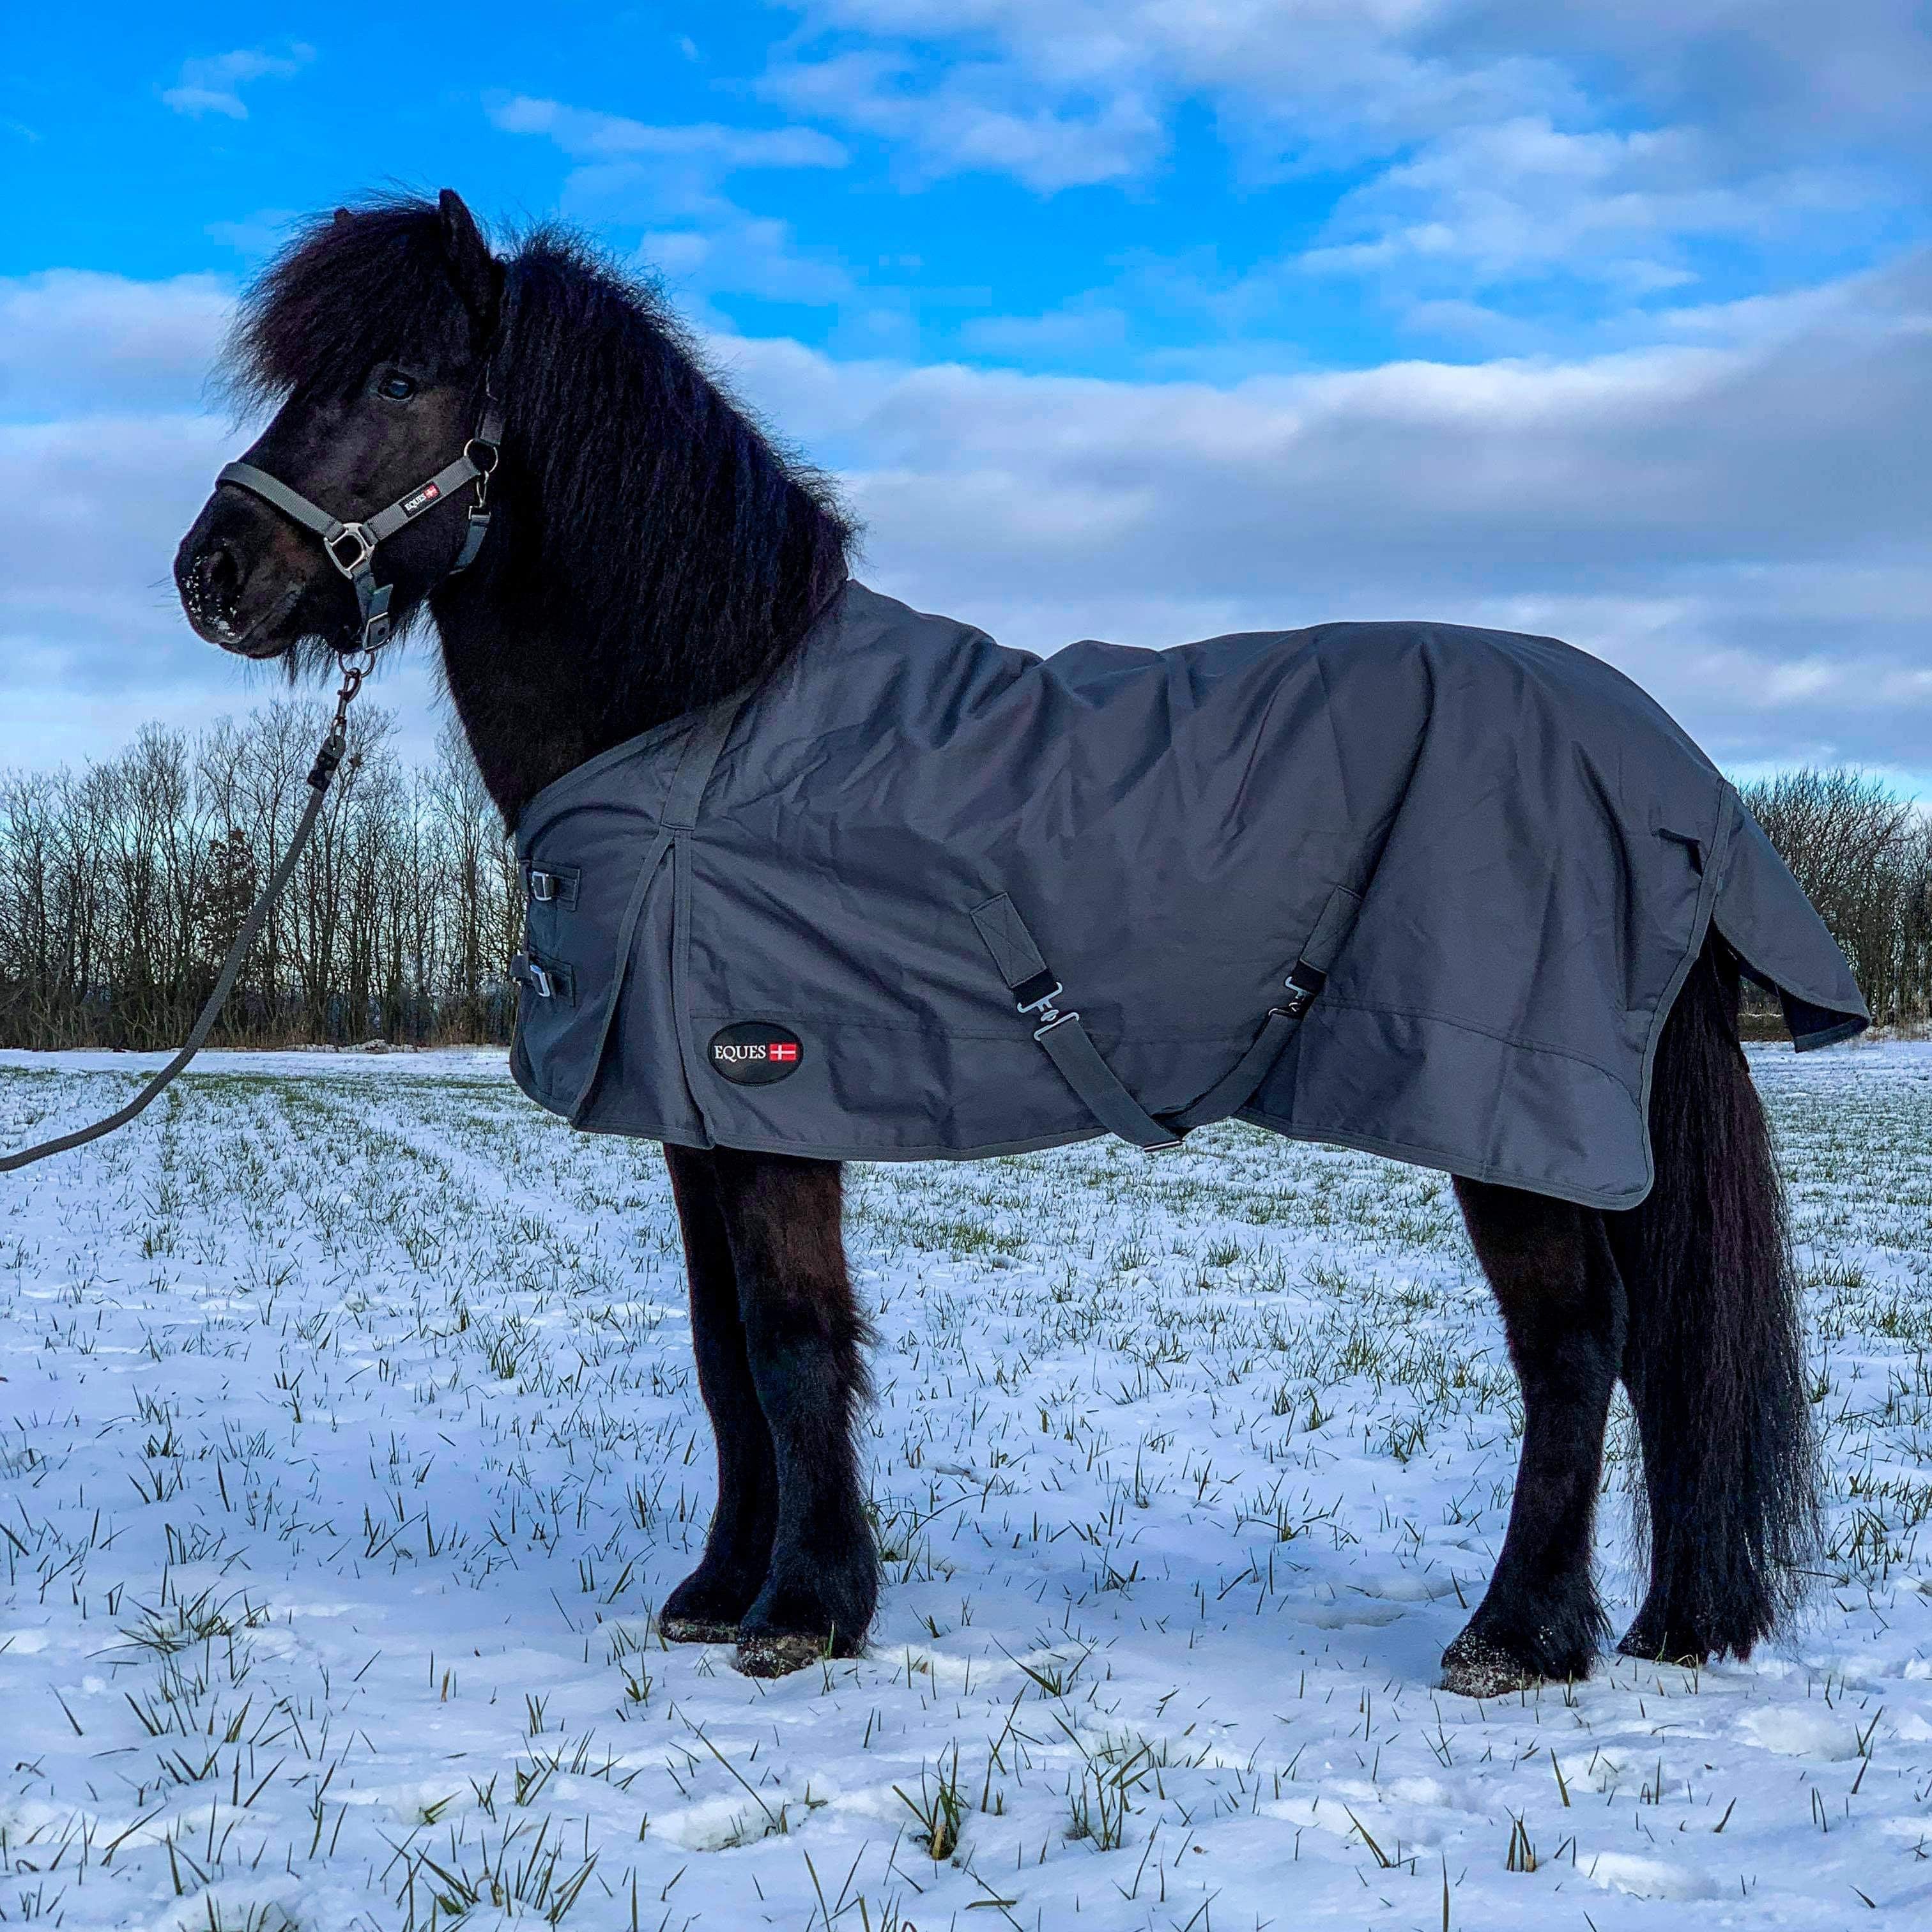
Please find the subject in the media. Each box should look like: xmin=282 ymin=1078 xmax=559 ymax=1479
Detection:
xmin=226 ymin=194 xmax=482 ymax=408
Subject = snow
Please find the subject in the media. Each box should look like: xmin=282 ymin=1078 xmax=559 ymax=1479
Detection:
xmin=1 ymin=1039 xmax=1929 ymax=1929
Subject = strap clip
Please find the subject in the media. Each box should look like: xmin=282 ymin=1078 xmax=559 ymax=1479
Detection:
xmin=1280 ymin=960 xmax=1327 ymax=1020
xmin=528 ymin=868 xmax=557 ymax=903
xmin=1016 ymin=977 xmax=1075 ymax=1035
xmin=512 ymin=954 xmax=554 ymax=999
xmin=1015 ymin=976 xmax=1062 ymax=1015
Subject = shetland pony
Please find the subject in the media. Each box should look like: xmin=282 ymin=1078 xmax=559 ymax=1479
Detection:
xmin=175 ymin=192 xmax=1815 ymax=1685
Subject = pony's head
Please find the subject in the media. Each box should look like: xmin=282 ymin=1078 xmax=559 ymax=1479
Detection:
xmin=176 ymin=188 xmax=854 ymax=808
xmin=175 ymin=190 xmax=502 ymax=668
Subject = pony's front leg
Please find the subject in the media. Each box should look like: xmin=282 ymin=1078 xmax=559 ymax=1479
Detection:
xmin=659 ymin=1145 xmax=779 ymax=1642
xmin=708 ymin=1146 xmax=878 ymax=1676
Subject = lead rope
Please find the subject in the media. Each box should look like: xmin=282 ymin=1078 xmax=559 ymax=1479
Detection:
xmin=0 ymin=653 xmax=374 ymax=1174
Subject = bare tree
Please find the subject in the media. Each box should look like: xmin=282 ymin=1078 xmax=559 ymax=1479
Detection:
xmin=1738 ymin=770 xmax=1932 ymax=1027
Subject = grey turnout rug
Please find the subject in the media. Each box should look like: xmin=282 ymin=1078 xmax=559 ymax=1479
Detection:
xmin=509 ymin=582 xmax=1866 ymax=1208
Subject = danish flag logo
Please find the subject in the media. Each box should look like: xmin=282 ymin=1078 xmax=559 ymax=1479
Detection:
xmin=707 ymin=1021 xmax=806 ymax=1085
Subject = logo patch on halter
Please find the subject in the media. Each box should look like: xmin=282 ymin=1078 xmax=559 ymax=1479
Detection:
xmin=709 ymin=1021 xmax=805 ymax=1085
xmin=401 ymin=482 xmax=441 ymax=516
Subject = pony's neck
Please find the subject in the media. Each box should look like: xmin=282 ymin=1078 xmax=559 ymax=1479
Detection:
xmin=422 ymin=247 xmax=852 ymax=827
xmin=431 ymin=562 xmax=765 ymax=828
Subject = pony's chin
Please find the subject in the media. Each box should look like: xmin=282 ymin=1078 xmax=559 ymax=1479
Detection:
xmin=190 ymin=576 xmax=312 ymax=658
xmin=213 ymin=628 xmax=298 ymax=662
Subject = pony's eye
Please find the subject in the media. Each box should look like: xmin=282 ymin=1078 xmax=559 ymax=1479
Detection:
xmin=378 ymin=374 xmax=417 ymax=401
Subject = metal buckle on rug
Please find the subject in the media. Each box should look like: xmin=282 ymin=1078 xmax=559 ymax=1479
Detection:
xmin=512 ymin=954 xmax=555 ymax=999
xmin=1278 ymin=960 xmax=1326 ymax=1020
xmin=1016 ymin=979 xmax=1075 ymax=1038
xmin=527 ymin=869 xmax=558 ymax=903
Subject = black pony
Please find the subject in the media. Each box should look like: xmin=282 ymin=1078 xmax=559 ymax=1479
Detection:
xmin=176 ymin=191 xmax=1817 ymax=1687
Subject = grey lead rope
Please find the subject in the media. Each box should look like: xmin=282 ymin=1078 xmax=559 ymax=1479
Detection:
xmin=0 ymin=658 xmax=371 ymax=1175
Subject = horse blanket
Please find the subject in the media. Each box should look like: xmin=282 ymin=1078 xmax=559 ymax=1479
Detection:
xmin=509 ymin=581 xmax=1866 ymax=1208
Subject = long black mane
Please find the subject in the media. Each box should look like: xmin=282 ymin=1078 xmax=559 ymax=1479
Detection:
xmin=227 ymin=195 xmax=855 ymax=782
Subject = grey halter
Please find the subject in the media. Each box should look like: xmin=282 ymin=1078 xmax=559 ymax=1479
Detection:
xmin=217 ymin=394 xmax=504 ymax=653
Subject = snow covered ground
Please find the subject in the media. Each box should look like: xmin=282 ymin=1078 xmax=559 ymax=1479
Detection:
xmin=1 ymin=1041 xmax=1928 ymax=1931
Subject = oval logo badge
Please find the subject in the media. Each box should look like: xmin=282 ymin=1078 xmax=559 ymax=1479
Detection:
xmin=709 ymin=1020 xmax=805 ymax=1085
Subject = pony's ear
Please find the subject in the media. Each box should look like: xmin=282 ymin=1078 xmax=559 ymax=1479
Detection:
xmin=334 ymin=207 xmax=351 ymax=227
xmin=438 ymin=188 xmax=502 ymax=335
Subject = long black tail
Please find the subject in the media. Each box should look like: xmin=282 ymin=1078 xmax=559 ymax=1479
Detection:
xmin=1604 ymin=933 xmax=1819 ymax=1661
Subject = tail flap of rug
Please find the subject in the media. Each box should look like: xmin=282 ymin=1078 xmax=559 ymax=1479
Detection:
xmin=1712 ymin=788 xmax=1870 ymax=1048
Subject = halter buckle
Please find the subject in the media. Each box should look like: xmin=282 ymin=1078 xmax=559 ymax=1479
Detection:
xmin=326 ymin=523 xmax=375 ymax=577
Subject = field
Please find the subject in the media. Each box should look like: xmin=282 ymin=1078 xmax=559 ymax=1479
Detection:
xmin=1 ymin=1041 xmax=1929 ymax=1931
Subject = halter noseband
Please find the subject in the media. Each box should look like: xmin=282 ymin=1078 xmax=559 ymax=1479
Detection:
xmin=217 ymin=394 xmax=503 ymax=654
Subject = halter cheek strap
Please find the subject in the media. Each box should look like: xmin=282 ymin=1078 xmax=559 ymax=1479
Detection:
xmin=217 ymin=399 xmax=503 ymax=653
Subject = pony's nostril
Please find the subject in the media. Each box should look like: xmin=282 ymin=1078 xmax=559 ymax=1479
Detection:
xmin=187 ymin=544 xmax=250 ymax=636
xmin=200 ymin=545 xmax=241 ymax=607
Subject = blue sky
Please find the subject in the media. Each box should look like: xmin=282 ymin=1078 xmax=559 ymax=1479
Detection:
xmin=4 ymin=3 xmax=1928 ymax=783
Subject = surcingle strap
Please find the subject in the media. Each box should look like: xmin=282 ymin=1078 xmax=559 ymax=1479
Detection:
xmin=970 ymin=892 xmax=1179 ymax=1149
xmin=1163 ymin=885 xmax=1361 ymax=1135
xmin=970 ymin=885 xmax=1361 ymax=1152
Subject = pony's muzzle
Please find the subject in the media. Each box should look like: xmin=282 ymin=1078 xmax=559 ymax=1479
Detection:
xmin=174 ymin=490 xmax=323 ymax=656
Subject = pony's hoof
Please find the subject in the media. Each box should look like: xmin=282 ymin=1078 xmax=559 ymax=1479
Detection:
xmin=1441 ymin=1625 xmax=1590 ymax=1699
xmin=1441 ymin=1632 xmax=1537 ymax=1699
xmin=735 ymin=1631 xmax=825 ymax=1678
xmin=659 ymin=1615 xmax=740 ymax=1645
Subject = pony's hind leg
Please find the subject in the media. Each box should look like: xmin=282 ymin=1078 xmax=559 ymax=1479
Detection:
xmin=659 ymin=1145 xmax=779 ymax=1643
xmin=1442 ymin=1179 xmax=1627 ymax=1698
xmin=707 ymin=1147 xmax=878 ymax=1677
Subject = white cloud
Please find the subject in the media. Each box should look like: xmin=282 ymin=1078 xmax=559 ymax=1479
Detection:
xmin=0 ymin=271 xmax=234 ymax=420
xmin=961 ymin=302 xmax=1131 ymax=358
xmin=709 ymin=247 xmax=1932 ymax=771
xmin=640 ymin=216 xmax=855 ymax=307
xmin=487 ymin=98 xmax=847 ymax=174
xmin=1301 ymin=118 xmax=1871 ymax=291
xmin=491 ymin=96 xmax=859 ymax=310
xmin=766 ymin=1 xmax=1573 ymax=191
xmin=161 ymin=45 xmax=313 ymax=121
xmin=762 ymin=47 xmax=1163 ymax=190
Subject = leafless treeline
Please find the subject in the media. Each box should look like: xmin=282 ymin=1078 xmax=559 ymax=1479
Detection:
xmin=0 ymin=702 xmax=522 ymax=1048
xmin=1737 ymin=769 xmax=1932 ymax=1029
xmin=0 ymin=716 xmax=1926 ymax=1052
